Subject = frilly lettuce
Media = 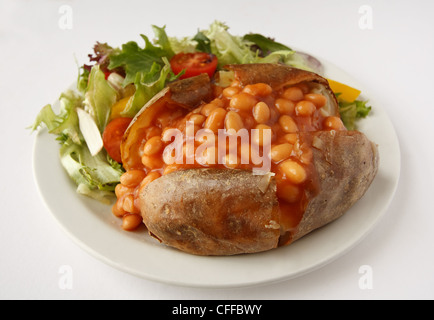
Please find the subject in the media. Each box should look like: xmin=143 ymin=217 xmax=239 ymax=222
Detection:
xmin=31 ymin=69 xmax=123 ymax=203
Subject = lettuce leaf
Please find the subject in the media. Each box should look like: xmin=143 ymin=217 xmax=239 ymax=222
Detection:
xmin=31 ymin=90 xmax=83 ymax=145
xmin=121 ymin=58 xmax=180 ymax=117
xmin=31 ymin=77 xmax=123 ymax=203
xmin=202 ymin=21 xmax=256 ymax=67
xmin=108 ymin=26 xmax=175 ymax=86
xmin=60 ymin=140 xmax=123 ymax=204
xmin=84 ymin=65 xmax=117 ymax=132
xmin=243 ymin=33 xmax=292 ymax=55
xmin=338 ymin=97 xmax=372 ymax=130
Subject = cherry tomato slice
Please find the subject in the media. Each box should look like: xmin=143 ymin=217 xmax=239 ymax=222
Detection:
xmin=104 ymin=71 xmax=111 ymax=80
xmin=170 ymin=52 xmax=218 ymax=79
xmin=102 ymin=117 xmax=133 ymax=163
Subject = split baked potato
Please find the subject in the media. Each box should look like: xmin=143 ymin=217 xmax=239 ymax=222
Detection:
xmin=115 ymin=63 xmax=379 ymax=256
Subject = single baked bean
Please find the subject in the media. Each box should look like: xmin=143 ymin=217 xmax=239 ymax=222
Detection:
xmin=137 ymin=171 xmax=161 ymax=195
xmin=283 ymin=133 xmax=298 ymax=144
xmin=204 ymin=107 xmax=227 ymax=133
xmin=282 ymin=87 xmax=304 ymax=101
xmin=225 ymin=111 xmax=244 ymax=133
xmin=112 ymin=199 xmax=127 ymax=217
xmin=163 ymin=165 xmax=179 ymax=175
xmin=120 ymin=170 xmax=147 ymax=188
xmin=295 ymin=100 xmax=316 ymax=116
xmin=122 ymin=214 xmax=143 ymax=231
xmin=277 ymin=183 xmax=301 ymax=203
xmin=188 ymin=114 xmax=206 ymax=126
xmin=278 ymin=115 xmax=298 ymax=133
xmin=252 ymin=101 xmax=271 ymax=124
xmin=115 ymin=183 xmax=134 ymax=198
xmin=200 ymin=103 xmax=218 ymax=117
xmin=242 ymin=83 xmax=272 ymax=96
xmin=304 ymin=93 xmax=327 ymax=108
xmin=280 ymin=159 xmax=307 ymax=184
xmin=275 ymin=98 xmax=295 ymax=115
xmin=252 ymin=124 xmax=272 ymax=147
xmin=143 ymin=136 xmax=164 ymax=156
xmin=222 ymin=86 xmax=241 ymax=98
xmin=211 ymin=98 xmax=225 ymax=108
xmin=271 ymin=143 xmax=293 ymax=162
xmin=323 ymin=116 xmax=346 ymax=131
xmin=122 ymin=194 xmax=140 ymax=214
xmin=229 ymin=93 xmax=257 ymax=111
xmin=141 ymin=154 xmax=164 ymax=169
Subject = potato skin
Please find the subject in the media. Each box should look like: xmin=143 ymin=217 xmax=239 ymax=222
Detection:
xmin=139 ymin=169 xmax=280 ymax=256
xmin=289 ymin=130 xmax=379 ymax=243
xmin=139 ymin=130 xmax=379 ymax=256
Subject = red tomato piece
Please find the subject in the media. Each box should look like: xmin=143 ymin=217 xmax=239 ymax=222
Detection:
xmin=102 ymin=117 xmax=133 ymax=163
xmin=170 ymin=52 xmax=218 ymax=79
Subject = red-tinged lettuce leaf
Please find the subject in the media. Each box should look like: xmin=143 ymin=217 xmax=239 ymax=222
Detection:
xmin=108 ymin=27 xmax=175 ymax=86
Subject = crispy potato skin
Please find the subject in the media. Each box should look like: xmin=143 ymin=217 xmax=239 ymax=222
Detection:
xmin=226 ymin=63 xmax=339 ymax=116
xmin=168 ymin=73 xmax=213 ymax=109
xmin=139 ymin=169 xmax=280 ymax=256
xmin=139 ymin=130 xmax=378 ymax=256
xmin=276 ymin=130 xmax=379 ymax=244
xmin=291 ymin=130 xmax=379 ymax=242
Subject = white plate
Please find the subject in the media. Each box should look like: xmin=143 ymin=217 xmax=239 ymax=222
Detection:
xmin=32 ymin=59 xmax=401 ymax=288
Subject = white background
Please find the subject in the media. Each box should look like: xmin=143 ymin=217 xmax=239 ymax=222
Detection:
xmin=1 ymin=0 xmax=433 ymax=299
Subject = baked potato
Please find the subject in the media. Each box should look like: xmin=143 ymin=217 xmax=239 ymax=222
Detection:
xmin=115 ymin=63 xmax=379 ymax=256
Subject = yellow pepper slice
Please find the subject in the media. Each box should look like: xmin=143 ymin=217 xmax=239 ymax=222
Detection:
xmin=110 ymin=96 xmax=133 ymax=120
xmin=327 ymin=79 xmax=361 ymax=102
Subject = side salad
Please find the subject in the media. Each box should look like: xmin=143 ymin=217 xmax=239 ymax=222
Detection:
xmin=31 ymin=21 xmax=371 ymax=203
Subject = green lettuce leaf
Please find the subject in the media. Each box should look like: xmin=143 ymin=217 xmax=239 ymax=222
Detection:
xmin=202 ymin=21 xmax=256 ymax=67
xmin=84 ymin=65 xmax=117 ymax=132
xmin=243 ymin=33 xmax=292 ymax=55
xmin=108 ymin=27 xmax=175 ymax=86
xmin=31 ymin=90 xmax=83 ymax=145
xmin=31 ymin=78 xmax=123 ymax=203
xmin=60 ymin=140 xmax=124 ymax=203
xmin=193 ymin=31 xmax=212 ymax=53
xmin=338 ymin=97 xmax=372 ymax=130
xmin=122 ymin=58 xmax=182 ymax=117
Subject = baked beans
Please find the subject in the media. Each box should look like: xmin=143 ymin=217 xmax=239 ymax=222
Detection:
xmin=229 ymin=92 xmax=257 ymax=111
xmin=225 ymin=111 xmax=244 ymax=133
xmin=282 ymin=87 xmax=304 ymax=101
xmin=114 ymin=79 xmax=347 ymax=231
xmin=252 ymin=102 xmax=271 ymax=124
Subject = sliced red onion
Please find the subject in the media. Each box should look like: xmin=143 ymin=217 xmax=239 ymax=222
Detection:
xmin=295 ymin=51 xmax=324 ymax=75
